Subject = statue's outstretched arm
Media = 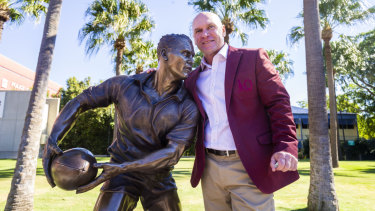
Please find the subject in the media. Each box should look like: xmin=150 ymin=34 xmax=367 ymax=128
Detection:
xmin=42 ymin=98 xmax=90 ymax=187
xmin=76 ymin=100 xmax=199 ymax=194
xmin=43 ymin=76 xmax=124 ymax=187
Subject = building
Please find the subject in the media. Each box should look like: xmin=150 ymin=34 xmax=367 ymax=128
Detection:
xmin=0 ymin=91 xmax=60 ymax=158
xmin=0 ymin=55 xmax=62 ymax=158
xmin=0 ymin=54 xmax=61 ymax=95
xmin=292 ymin=106 xmax=359 ymax=142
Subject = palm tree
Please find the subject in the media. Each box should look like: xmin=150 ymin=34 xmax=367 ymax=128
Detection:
xmin=79 ymin=0 xmax=154 ymax=76
xmin=122 ymin=38 xmax=158 ymax=75
xmin=303 ymin=0 xmax=339 ymax=210
xmin=0 ymin=0 xmax=48 ymax=42
xmin=188 ymin=0 xmax=268 ymax=45
xmin=79 ymin=0 xmax=154 ymax=141
xmin=289 ymin=0 xmax=375 ymax=168
xmin=5 ymin=0 xmax=63 ymax=210
xmin=266 ymin=49 xmax=294 ymax=82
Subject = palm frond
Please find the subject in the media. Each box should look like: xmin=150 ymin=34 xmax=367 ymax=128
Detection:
xmin=8 ymin=7 xmax=24 ymax=24
xmin=266 ymin=49 xmax=294 ymax=81
xmin=1 ymin=0 xmax=47 ymax=25
xmin=287 ymin=26 xmax=304 ymax=47
xmin=79 ymin=0 xmax=154 ymax=75
xmin=319 ymin=0 xmax=375 ymax=28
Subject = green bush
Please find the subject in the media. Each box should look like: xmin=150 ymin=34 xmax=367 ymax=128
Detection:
xmin=57 ymin=77 xmax=114 ymax=155
xmin=298 ymin=139 xmax=309 ymax=159
xmin=341 ymin=139 xmax=375 ymax=160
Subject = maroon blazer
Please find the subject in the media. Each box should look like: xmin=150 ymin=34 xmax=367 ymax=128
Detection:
xmin=184 ymin=46 xmax=299 ymax=194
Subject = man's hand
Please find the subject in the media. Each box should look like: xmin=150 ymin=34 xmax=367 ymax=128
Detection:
xmin=42 ymin=141 xmax=63 ymax=187
xmin=76 ymin=162 xmax=126 ymax=194
xmin=270 ymin=151 xmax=298 ymax=172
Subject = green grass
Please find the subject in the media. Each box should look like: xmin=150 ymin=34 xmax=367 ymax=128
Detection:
xmin=1 ymin=158 xmax=375 ymax=211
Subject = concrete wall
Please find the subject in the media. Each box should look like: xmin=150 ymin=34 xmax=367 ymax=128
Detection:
xmin=0 ymin=91 xmax=59 ymax=158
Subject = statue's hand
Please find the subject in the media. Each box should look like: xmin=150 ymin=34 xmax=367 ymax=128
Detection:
xmin=142 ymin=67 xmax=157 ymax=74
xmin=76 ymin=162 xmax=125 ymax=194
xmin=42 ymin=139 xmax=63 ymax=188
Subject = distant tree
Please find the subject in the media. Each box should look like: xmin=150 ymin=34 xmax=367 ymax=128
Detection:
xmin=0 ymin=0 xmax=49 ymax=42
xmin=289 ymin=0 xmax=375 ymax=167
xmin=5 ymin=0 xmax=63 ymax=210
xmin=335 ymin=93 xmax=375 ymax=139
xmin=122 ymin=38 xmax=157 ymax=74
xmin=331 ymin=30 xmax=375 ymax=101
xmin=193 ymin=50 xmax=203 ymax=68
xmin=296 ymin=100 xmax=308 ymax=109
xmin=331 ymin=29 xmax=375 ymax=139
xmin=303 ymin=0 xmax=339 ymax=210
xmin=266 ymin=49 xmax=294 ymax=82
xmin=79 ymin=0 xmax=154 ymax=76
xmin=188 ymin=0 xmax=268 ymax=45
xmin=58 ymin=77 xmax=114 ymax=154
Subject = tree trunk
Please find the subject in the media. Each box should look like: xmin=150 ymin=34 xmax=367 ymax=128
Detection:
xmin=222 ymin=18 xmax=233 ymax=44
xmin=322 ymin=30 xmax=339 ymax=168
xmin=224 ymin=29 xmax=230 ymax=44
xmin=112 ymin=46 xmax=124 ymax=142
xmin=136 ymin=65 xmax=143 ymax=74
xmin=115 ymin=47 xmax=123 ymax=76
xmin=0 ymin=20 xmax=4 ymax=42
xmin=303 ymin=0 xmax=339 ymax=210
xmin=5 ymin=0 xmax=63 ymax=210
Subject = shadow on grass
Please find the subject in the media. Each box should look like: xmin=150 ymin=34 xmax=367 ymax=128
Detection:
xmin=291 ymin=207 xmax=308 ymax=211
xmin=0 ymin=167 xmax=45 ymax=178
xmin=278 ymin=207 xmax=307 ymax=211
xmin=298 ymin=169 xmax=310 ymax=176
xmin=172 ymin=168 xmax=192 ymax=178
xmin=299 ymin=168 xmax=363 ymax=178
xmin=360 ymin=167 xmax=375 ymax=174
xmin=333 ymin=172 xmax=359 ymax=177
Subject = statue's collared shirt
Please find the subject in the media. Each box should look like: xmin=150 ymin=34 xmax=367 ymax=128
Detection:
xmin=76 ymin=72 xmax=198 ymax=171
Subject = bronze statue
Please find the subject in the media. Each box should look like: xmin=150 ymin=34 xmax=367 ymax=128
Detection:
xmin=43 ymin=34 xmax=199 ymax=211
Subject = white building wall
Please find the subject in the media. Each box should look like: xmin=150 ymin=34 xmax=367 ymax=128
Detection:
xmin=0 ymin=91 xmax=59 ymax=158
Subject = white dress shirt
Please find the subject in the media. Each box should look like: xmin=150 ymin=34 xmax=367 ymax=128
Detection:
xmin=196 ymin=44 xmax=236 ymax=150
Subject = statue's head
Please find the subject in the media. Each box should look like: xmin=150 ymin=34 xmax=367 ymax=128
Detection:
xmin=157 ymin=34 xmax=195 ymax=80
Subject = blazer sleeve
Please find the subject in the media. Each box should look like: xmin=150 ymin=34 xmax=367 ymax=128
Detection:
xmin=255 ymin=48 xmax=298 ymax=158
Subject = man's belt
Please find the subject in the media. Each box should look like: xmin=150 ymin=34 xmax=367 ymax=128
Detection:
xmin=206 ymin=148 xmax=236 ymax=156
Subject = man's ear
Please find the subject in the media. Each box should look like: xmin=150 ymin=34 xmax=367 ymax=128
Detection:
xmin=161 ymin=49 xmax=168 ymax=61
xmin=222 ymin=25 xmax=226 ymax=38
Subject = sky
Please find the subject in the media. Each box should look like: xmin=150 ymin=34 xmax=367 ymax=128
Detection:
xmin=1 ymin=0 xmax=374 ymax=106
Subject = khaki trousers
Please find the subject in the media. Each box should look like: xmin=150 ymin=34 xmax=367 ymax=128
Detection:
xmin=201 ymin=152 xmax=275 ymax=211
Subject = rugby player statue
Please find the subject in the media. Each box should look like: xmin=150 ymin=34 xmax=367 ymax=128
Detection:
xmin=43 ymin=34 xmax=199 ymax=211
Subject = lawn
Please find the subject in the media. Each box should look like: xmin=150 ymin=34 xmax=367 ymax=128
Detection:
xmin=1 ymin=158 xmax=374 ymax=211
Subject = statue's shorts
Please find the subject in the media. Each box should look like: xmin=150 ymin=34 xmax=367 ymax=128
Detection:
xmin=98 ymin=170 xmax=181 ymax=210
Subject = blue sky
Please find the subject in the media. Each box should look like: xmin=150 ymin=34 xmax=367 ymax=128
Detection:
xmin=1 ymin=0 xmax=374 ymax=106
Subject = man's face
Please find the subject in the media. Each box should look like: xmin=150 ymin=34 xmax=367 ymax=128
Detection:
xmin=192 ymin=13 xmax=225 ymax=58
xmin=166 ymin=39 xmax=195 ymax=80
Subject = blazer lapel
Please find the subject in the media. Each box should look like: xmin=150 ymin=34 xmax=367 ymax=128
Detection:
xmin=186 ymin=67 xmax=207 ymax=120
xmin=225 ymin=46 xmax=243 ymax=112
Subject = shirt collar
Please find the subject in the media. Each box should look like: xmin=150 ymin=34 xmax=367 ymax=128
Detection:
xmin=200 ymin=43 xmax=228 ymax=71
xmin=132 ymin=71 xmax=187 ymax=102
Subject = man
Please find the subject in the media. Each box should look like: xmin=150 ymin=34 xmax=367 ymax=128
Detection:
xmin=184 ymin=12 xmax=299 ymax=210
xmin=43 ymin=34 xmax=199 ymax=211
